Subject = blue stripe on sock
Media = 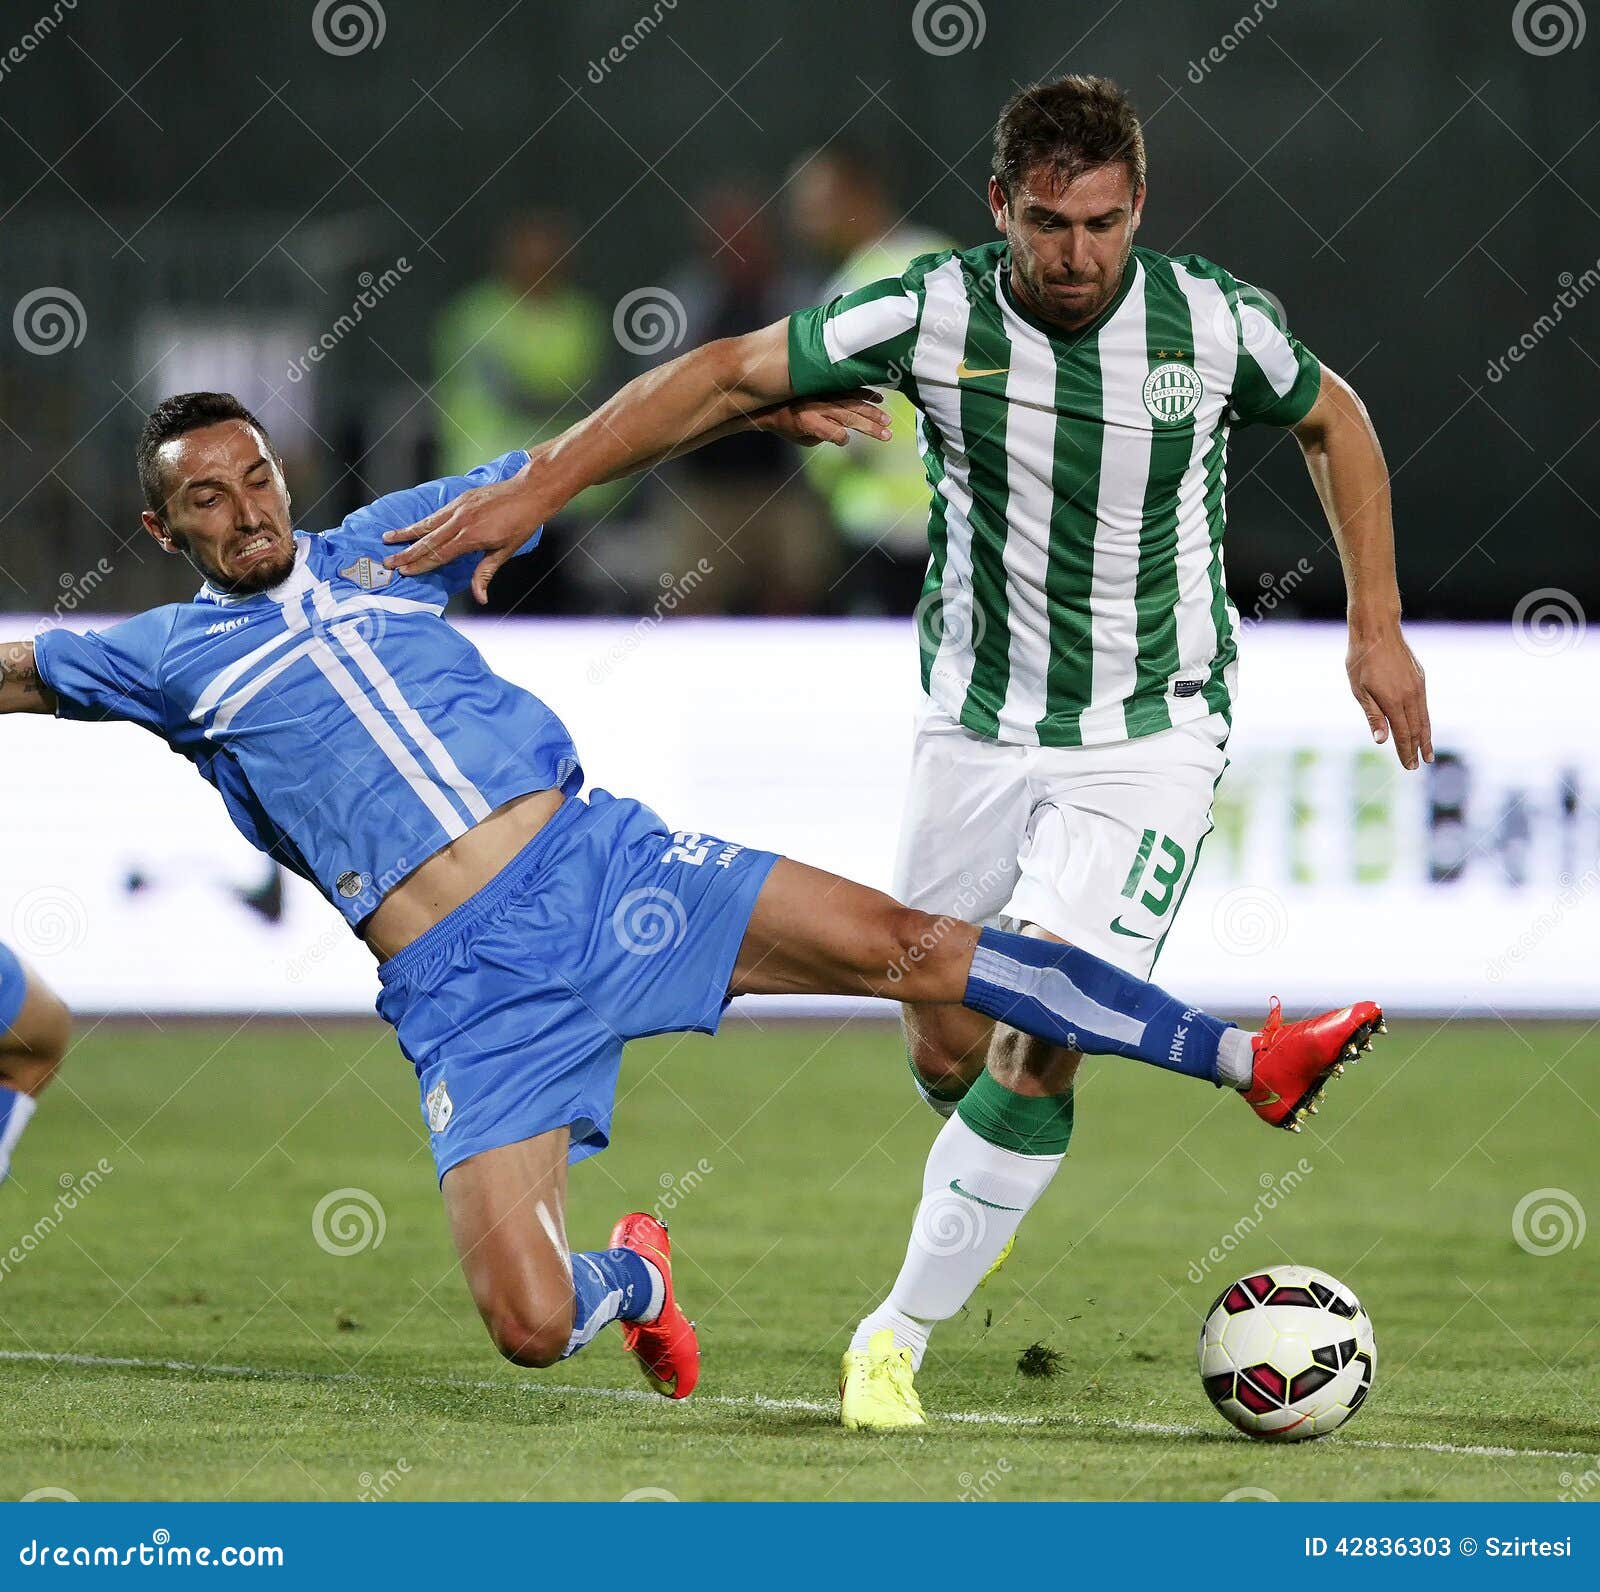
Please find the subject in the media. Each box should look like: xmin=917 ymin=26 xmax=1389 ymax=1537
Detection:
xmin=560 ymin=1247 xmax=656 ymax=1361
xmin=963 ymin=926 xmax=1230 ymax=1082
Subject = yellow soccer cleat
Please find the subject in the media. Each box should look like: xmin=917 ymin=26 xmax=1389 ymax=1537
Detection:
xmin=979 ymin=1234 xmax=1015 ymax=1288
xmin=839 ymin=1328 xmax=927 ymax=1431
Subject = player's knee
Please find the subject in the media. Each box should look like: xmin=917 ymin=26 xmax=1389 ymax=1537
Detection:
xmin=883 ymin=905 xmax=970 ymax=997
xmin=35 ymin=992 xmax=71 ymax=1068
xmin=482 ymin=1289 xmax=573 ymax=1369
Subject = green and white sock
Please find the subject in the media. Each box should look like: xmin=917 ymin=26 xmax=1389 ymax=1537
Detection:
xmin=850 ymin=1072 xmax=1074 ymax=1369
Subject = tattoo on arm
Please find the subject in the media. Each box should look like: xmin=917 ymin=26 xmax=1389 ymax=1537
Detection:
xmin=0 ymin=641 xmax=55 ymax=714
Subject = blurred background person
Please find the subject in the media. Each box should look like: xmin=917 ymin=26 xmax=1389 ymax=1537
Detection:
xmin=789 ymin=146 xmax=953 ymax=616
xmin=433 ymin=213 xmax=624 ymax=614
xmin=655 ymin=185 xmax=835 ymax=615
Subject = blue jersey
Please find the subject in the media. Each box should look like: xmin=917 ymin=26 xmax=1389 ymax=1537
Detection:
xmin=34 ymin=452 xmax=582 ymax=928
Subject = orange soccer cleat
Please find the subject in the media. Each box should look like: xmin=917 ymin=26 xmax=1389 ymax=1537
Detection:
xmin=608 ymin=1211 xmax=699 ymax=1400
xmin=1244 ymin=999 xmax=1385 ymax=1132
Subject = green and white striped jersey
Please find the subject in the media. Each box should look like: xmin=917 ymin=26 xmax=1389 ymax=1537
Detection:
xmin=787 ymin=240 xmax=1322 ymax=747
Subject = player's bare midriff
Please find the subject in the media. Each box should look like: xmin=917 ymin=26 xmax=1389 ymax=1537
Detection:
xmin=361 ymin=786 xmax=566 ymax=962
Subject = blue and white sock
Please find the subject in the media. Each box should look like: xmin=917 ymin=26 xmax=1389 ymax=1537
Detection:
xmin=561 ymin=1247 xmax=664 ymax=1360
xmin=0 ymin=1087 xmax=37 ymax=1183
xmin=963 ymin=927 xmax=1250 ymax=1085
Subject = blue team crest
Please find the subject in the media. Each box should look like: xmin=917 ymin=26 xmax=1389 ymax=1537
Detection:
xmin=340 ymin=555 xmax=394 ymax=591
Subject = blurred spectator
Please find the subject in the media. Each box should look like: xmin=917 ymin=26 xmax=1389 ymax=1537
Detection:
xmin=657 ymin=186 xmax=835 ymax=615
xmin=433 ymin=214 xmax=622 ymax=613
xmin=789 ymin=147 xmax=952 ymax=615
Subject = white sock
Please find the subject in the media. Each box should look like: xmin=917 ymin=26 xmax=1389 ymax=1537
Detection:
xmin=632 ymin=1258 xmax=665 ymax=1324
xmin=0 ymin=1089 xmax=37 ymax=1183
xmin=1216 ymin=1027 xmax=1256 ymax=1090
xmin=851 ymin=1112 xmax=1064 ymax=1370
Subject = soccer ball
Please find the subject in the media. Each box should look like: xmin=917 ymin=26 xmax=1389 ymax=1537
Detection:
xmin=1197 ymin=1264 xmax=1376 ymax=1441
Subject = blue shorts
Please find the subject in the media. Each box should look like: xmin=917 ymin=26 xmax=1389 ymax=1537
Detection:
xmin=0 ymin=942 xmax=27 ymax=1037
xmin=376 ymin=790 xmax=779 ymax=1182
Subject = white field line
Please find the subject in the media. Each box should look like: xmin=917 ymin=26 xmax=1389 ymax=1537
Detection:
xmin=0 ymin=1348 xmax=1593 ymax=1464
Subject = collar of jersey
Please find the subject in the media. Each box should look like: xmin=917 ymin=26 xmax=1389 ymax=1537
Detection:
xmin=996 ymin=248 xmax=1141 ymax=348
xmin=196 ymin=531 xmax=314 ymax=608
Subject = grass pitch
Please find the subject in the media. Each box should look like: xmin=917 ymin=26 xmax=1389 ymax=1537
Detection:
xmin=0 ymin=1013 xmax=1595 ymax=1501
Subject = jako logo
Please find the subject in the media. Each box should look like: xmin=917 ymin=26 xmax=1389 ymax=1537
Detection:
xmin=205 ymin=617 xmax=248 ymax=636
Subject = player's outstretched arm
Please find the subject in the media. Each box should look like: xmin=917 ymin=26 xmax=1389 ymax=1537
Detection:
xmin=1293 ymin=368 xmax=1432 ymax=771
xmin=384 ymin=321 xmax=890 ymax=603
xmin=0 ymin=641 xmax=55 ymax=715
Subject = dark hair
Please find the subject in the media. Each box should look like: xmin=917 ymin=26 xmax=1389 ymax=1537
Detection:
xmin=136 ymin=391 xmax=275 ymax=518
xmin=993 ymin=74 xmax=1146 ymax=202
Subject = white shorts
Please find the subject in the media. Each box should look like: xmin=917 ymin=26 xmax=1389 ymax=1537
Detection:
xmin=892 ymin=701 xmax=1230 ymax=978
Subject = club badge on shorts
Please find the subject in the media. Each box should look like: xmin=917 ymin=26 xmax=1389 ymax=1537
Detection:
xmin=425 ymin=1079 xmax=454 ymax=1134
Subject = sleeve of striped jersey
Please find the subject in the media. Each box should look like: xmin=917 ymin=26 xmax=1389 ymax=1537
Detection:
xmin=1226 ymin=284 xmax=1322 ymax=428
xmin=32 ymin=608 xmax=177 ymax=733
xmin=786 ymin=277 xmax=922 ymax=395
xmin=332 ymin=450 xmax=543 ymax=594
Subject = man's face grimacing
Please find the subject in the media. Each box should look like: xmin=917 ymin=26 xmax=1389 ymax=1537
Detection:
xmin=141 ymin=420 xmax=296 ymax=595
xmin=990 ymin=161 xmax=1144 ymax=332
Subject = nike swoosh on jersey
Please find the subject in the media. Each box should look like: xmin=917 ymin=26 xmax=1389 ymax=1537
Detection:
xmin=1109 ymin=916 xmax=1155 ymax=940
xmin=948 ymin=1178 xmax=1023 ymax=1211
xmin=954 ymin=359 xmax=1010 ymax=380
